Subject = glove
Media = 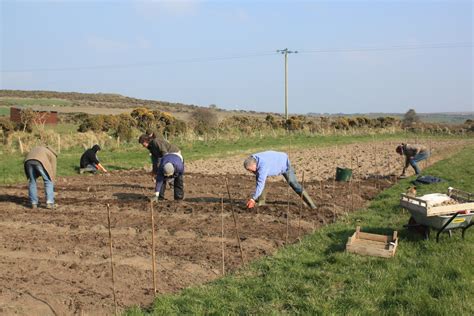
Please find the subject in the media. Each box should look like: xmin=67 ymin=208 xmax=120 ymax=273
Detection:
xmin=246 ymin=199 xmax=256 ymax=209
xmin=149 ymin=193 xmax=160 ymax=202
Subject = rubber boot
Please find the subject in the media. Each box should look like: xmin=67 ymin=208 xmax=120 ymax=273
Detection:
xmin=301 ymin=190 xmax=317 ymax=209
xmin=257 ymin=189 xmax=267 ymax=206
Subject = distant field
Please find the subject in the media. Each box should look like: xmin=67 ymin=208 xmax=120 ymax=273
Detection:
xmin=418 ymin=113 xmax=474 ymax=124
xmin=328 ymin=112 xmax=473 ymax=125
xmin=0 ymin=97 xmax=73 ymax=107
xmin=0 ymin=107 xmax=9 ymax=116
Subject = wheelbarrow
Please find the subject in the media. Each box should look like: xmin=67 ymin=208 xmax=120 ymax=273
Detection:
xmin=400 ymin=188 xmax=474 ymax=242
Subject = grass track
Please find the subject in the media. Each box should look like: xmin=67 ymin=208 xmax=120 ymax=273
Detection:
xmin=126 ymin=145 xmax=474 ymax=315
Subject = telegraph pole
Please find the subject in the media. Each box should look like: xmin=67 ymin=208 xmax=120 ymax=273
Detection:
xmin=277 ymin=48 xmax=298 ymax=120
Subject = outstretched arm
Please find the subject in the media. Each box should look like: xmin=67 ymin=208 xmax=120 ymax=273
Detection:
xmin=96 ymin=163 xmax=108 ymax=173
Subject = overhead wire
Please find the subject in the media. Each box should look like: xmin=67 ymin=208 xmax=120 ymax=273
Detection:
xmin=2 ymin=42 xmax=471 ymax=73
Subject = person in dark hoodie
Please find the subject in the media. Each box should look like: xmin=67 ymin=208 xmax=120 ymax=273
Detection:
xmin=149 ymin=152 xmax=185 ymax=202
xmin=138 ymin=134 xmax=180 ymax=176
xmin=79 ymin=144 xmax=108 ymax=174
xmin=24 ymin=146 xmax=58 ymax=209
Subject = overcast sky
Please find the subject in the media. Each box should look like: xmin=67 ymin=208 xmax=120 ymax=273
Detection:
xmin=1 ymin=0 xmax=472 ymax=114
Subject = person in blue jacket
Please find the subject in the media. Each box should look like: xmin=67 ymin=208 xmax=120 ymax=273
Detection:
xmin=243 ymin=151 xmax=316 ymax=209
xmin=149 ymin=153 xmax=184 ymax=201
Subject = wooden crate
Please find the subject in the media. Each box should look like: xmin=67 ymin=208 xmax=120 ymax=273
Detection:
xmin=400 ymin=194 xmax=474 ymax=217
xmin=400 ymin=188 xmax=474 ymax=217
xmin=346 ymin=226 xmax=398 ymax=258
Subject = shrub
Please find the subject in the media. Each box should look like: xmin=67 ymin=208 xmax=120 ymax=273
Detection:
xmin=131 ymin=107 xmax=155 ymax=132
xmin=191 ymin=108 xmax=218 ymax=135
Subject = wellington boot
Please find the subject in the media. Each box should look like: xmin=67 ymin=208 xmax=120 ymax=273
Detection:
xmin=257 ymin=188 xmax=267 ymax=206
xmin=301 ymin=190 xmax=317 ymax=209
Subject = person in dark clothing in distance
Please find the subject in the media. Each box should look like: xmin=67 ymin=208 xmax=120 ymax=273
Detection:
xmin=79 ymin=144 xmax=108 ymax=174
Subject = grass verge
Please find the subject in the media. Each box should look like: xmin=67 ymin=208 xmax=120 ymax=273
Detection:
xmin=127 ymin=145 xmax=474 ymax=315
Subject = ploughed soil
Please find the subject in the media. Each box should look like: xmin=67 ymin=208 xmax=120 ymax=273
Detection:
xmin=0 ymin=140 xmax=469 ymax=315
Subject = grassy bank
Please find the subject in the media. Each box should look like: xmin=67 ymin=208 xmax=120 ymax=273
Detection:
xmin=0 ymin=132 xmax=469 ymax=184
xmin=127 ymin=145 xmax=474 ymax=315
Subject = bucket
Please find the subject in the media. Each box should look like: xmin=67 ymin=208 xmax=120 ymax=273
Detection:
xmin=336 ymin=167 xmax=352 ymax=182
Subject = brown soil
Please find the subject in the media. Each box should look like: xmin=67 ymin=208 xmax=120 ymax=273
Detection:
xmin=0 ymin=140 xmax=469 ymax=315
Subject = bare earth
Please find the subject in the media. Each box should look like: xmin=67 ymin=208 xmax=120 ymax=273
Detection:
xmin=0 ymin=139 xmax=470 ymax=315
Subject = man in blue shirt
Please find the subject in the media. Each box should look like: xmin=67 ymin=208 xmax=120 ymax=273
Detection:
xmin=149 ymin=153 xmax=184 ymax=201
xmin=243 ymin=151 xmax=316 ymax=209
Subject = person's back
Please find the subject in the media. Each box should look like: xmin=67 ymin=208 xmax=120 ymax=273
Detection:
xmin=80 ymin=148 xmax=99 ymax=168
xmin=403 ymin=144 xmax=428 ymax=157
xmin=148 ymin=137 xmax=180 ymax=159
xmin=24 ymin=146 xmax=58 ymax=208
xmin=253 ymin=151 xmax=289 ymax=177
xmin=25 ymin=146 xmax=57 ymax=181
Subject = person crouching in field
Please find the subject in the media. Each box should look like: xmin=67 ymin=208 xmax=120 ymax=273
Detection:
xmin=243 ymin=151 xmax=317 ymax=209
xmin=24 ymin=146 xmax=57 ymax=209
xmin=79 ymin=144 xmax=108 ymax=174
xmin=396 ymin=143 xmax=430 ymax=177
xmin=149 ymin=153 xmax=184 ymax=202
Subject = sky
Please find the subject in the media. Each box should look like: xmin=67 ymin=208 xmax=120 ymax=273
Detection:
xmin=0 ymin=0 xmax=472 ymax=114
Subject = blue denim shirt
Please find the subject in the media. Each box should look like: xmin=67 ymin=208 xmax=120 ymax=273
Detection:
xmin=252 ymin=151 xmax=289 ymax=200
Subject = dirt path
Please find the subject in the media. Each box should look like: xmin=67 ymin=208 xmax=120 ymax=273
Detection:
xmin=0 ymin=139 xmax=470 ymax=315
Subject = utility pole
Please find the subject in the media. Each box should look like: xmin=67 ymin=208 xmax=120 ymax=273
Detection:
xmin=277 ymin=48 xmax=298 ymax=120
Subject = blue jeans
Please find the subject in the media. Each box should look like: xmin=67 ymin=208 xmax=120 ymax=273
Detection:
xmin=26 ymin=161 xmax=54 ymax=205
xmin=83 ymin=164 xmax=97 ymax=173
xmin=409 ymin=151 xmax=430 ymax=175
xmin=282 ymin=166 xmax=303 ymax=194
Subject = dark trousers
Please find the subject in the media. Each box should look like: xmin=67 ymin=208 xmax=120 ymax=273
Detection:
xmin=160 ymin=174 xmax=184 ymax=200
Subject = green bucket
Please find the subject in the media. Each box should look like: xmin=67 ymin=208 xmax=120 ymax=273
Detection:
xmin=336 ymin=167 xmax=352 ymax=182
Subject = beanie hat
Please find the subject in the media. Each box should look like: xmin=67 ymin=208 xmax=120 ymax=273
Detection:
xmin=163 ymin=162 xmax=175 ymax=176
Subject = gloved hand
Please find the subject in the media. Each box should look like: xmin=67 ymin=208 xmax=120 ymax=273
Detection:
xmin=246 ymin=199 xmax=256 ymax=209
xmin=149 ymin=193 xmax=159 ymax=202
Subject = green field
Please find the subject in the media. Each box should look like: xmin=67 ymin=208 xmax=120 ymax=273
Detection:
xmin=0 ymin=97 xmax=73 ymax=107
xmin=126 ymin=145 xmax=474 ymax=315
xmin=0 ymin=107 xmax=9 ymax=116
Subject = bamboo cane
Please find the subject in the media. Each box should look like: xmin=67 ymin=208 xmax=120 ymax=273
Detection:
xmin=150 ymin=200 xmax=157 ymax=294
xmin=225 ymin=177 xmax=245 ymax=265
xmin=221 ymin=197 xmax=225 ymax=275
xmin=298 ymin=171 xmax=305 ymax=237
xmin=350 ymin=149 xmax=354 ymax=212
xmin=106 ymin=204 xmax=118 ymax=315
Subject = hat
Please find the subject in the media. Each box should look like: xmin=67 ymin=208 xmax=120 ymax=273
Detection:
xmin=163 ymin=162 xmax=175 ymax=176
xmin=396 ymin=145 xmax=403 ymax=155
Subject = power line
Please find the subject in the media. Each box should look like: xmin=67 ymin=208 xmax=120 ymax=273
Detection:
xmin=1 ymin=51 xmax=277 ymax=73
xmin=298 ymin=42 xmax=472 ymax=54
xmin=1 ymin=42 xmax=471 ymax=73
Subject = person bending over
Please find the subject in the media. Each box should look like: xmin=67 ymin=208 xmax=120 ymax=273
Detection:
xmin=243 ymin=151 xmax=316 ymax=209
xmin=396 ymin=143 xmax=430 ymax=177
